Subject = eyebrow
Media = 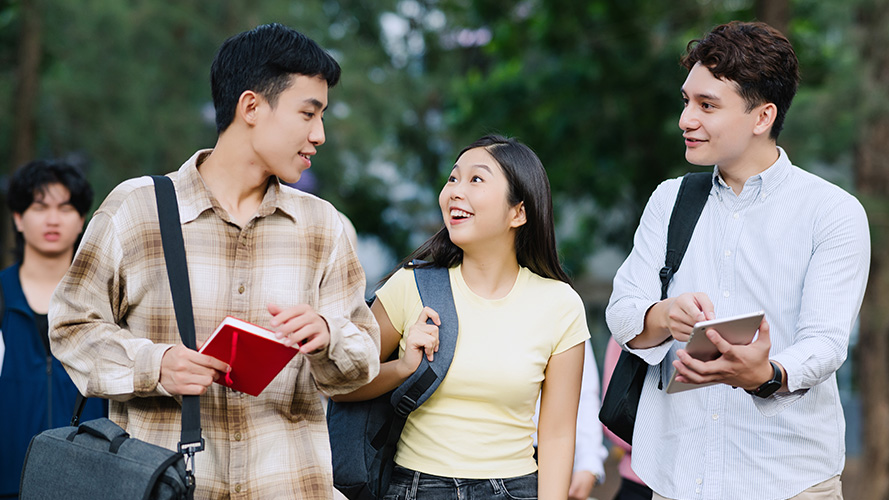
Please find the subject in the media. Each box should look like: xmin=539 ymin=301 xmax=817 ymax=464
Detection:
xmin=304 ymin=98 xmax=327 ymax=112
xmin=451 ymin=163 xmax=494 ymax=174
xmin=681 ymin=88 xmax=721 ymax=102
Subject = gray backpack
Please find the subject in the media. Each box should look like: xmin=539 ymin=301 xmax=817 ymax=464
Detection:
xmin=327 ymin=263 xmax=458 ymax=499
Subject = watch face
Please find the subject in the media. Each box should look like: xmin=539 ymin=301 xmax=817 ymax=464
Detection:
xmin=755 ymin=380 xmax=781 ymax=398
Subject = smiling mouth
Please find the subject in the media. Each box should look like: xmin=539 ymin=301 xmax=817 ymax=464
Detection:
xmin=450 ymin=208 xmax=473 ymax=220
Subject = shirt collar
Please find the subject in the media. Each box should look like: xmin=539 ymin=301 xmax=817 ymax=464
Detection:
xmin=174 ymin=150 xmax=297 ymax=224
xmin=713 ymin=146 xmax=791 ymax=199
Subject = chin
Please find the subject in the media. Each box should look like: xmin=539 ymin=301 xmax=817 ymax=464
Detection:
xmin=685 ymin=151 xmax=712 ymax=167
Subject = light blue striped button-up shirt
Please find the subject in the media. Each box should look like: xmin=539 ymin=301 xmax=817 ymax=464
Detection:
xmin=606 ymin=147 xmax=870 ymax=500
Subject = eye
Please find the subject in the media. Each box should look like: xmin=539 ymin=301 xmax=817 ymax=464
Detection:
xmin=681 ymin=97 xmax=689 ymax=107
xmin=471 ymin=175 xmax=483 ymax=183
xmin=304 ymin=111 xmax=316 ymax=119
xmin=447 ymin=175 xmax=457 ymax=183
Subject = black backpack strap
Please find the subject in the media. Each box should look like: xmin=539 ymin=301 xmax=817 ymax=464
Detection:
xmin=654 ymin=172 xmax=711 ymax=389
xmin=660 ymin=172 xmax=712 ymax=301
xmin=152 ymin=175 xmax=202 ymax=498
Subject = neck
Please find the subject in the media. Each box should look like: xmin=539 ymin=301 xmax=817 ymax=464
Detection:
xmin=19 ymin=248 xmax=75 ymax=314
xmin=459 ymin=245 xmax=521 ymax=300
xmin=198 ymin=136 xmax=271 ymax=227
xmin=718 ymin=142 xmax=780 ymax=194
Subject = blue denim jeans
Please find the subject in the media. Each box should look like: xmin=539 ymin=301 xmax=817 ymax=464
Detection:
xmin=384 ymin=465 xmax=538 ymax=500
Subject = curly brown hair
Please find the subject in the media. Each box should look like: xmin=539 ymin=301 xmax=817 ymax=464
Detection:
xmin=681 ymin=21 xmax=800 ymax=140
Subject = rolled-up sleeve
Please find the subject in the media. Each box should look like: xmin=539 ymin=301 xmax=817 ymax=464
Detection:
xmin=309 ymin=222 xmax=380 ymax=395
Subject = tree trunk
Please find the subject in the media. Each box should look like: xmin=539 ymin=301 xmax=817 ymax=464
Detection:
xmin=5 ymin=0 xmax=43 ymax=267
xmin=755 ymin=0 xmax=791 ymax=35
xmin=11 ymin=0 xmax=43 ymax=169
xmin=854 ymin=1 xmax=889 ymax=499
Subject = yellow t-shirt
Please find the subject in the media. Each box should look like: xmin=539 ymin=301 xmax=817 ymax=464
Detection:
xmin=375 ymin=265 xmax=590 ymax=478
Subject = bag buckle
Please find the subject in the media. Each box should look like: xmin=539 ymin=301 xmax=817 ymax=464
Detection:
xmin=178 ymin=439 xmax=204 ymax=491
xmin=394 ymin=396 xmax=417 ymax=418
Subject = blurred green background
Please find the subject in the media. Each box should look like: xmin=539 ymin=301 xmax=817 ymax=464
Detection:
xmin=2 ymin=0 xmax=887 ymax=497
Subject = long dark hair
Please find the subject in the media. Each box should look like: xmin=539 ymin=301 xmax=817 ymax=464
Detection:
xmin=391 ymin=135 xmax=570 ymax=284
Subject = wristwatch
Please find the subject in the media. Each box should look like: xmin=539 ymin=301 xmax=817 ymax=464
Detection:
xmin=746 ymin=361 xmax=782 ymax=398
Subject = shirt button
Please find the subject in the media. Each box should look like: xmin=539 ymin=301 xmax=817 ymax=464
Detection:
xmin=238 ymin=285 xmax=245 ymax=294
xmin=712 ymin=413 xmax=719 ymax=420
xmin=733 ymin=212 xmax=740 ymax=219
xmin=234 ymin=484 xmax=242 ymax=493
xmin=696 ymin=488 xmax=702 ymax=494
xmin=234 ymin=432 xmax=242 ymax=441
xmin=723 ymin=290 xmax=730 ymax=298
xmin=696 ymin=478 xmax=703 ymax=485
xmin=724 ymin=249 xmax=731 ymax=257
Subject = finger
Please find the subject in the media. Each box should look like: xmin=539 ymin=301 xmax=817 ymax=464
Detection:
xmin=675 ymin=349 xmax=709 ymax=378
xmin=756 ymin=318 xmax=770 ymax=343
xmin=415 ymin=307 xmax=441 ymax=327
xmin=296 ymin=330 xmax=329 ymax=354
xmin=705 ymin=328 xmax=733 ymax=355
xmin=192 ymin=350 xmax=231 ymax=373
xmin=269 ymin=303 xmax=311 ymax=329
xmin=694 ymin=293 xmax=716 ymax=321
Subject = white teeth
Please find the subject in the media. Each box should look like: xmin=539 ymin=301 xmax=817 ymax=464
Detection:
xmin=450 ymin=209 xmax=472 ymax=218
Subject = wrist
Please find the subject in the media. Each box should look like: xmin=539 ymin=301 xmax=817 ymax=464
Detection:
xmin=395 ymin=356 xmax=416 ymax=380
xmin=745 ymin=360 xmax=782 ymax=398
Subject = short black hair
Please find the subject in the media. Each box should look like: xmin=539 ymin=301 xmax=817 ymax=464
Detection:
xmin=210 ymin=23 xmax=342 ymax=133
xmin=7 ymin=159 xmax=93 ymax=262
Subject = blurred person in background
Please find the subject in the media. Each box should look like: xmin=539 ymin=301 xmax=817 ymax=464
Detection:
xmin=532 ymin=340 xmax=608 ymax=500
xmin=0 ymin=159 xmax=105 ymax=498
xmin=601 ymin=339 xmax=651 ymax=500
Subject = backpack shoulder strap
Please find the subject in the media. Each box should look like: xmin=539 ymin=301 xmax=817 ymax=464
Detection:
xmin=659 ymin=172 xmax=711 ymax=300
xmin=388 ymin=263 xmax=458 ymax=417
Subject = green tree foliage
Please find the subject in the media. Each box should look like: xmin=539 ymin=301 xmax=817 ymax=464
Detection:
xmin=0 ymin=0 xmax=866 ymax=277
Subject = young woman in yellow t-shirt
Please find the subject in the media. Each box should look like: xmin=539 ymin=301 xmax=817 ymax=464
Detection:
xmin=337 ymin=135 xmax=588 ymax=499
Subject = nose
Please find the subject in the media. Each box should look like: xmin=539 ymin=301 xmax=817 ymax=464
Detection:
xmin=46 ymin=208 xmax=61 ymax=225
xmin=309 ymin=119 xmax=326 ymax=147
xmin=439 ymin=182 xmax=464 ymax=207
xmin=678 ymin=105 xmax=698 ymax=132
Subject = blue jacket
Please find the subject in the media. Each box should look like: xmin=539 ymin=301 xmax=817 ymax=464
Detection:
xmin=0 ymin=264 xmax=106 ymax=496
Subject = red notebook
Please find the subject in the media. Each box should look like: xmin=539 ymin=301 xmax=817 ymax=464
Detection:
xmin=198 ymin=316 xmax=299 ymax=396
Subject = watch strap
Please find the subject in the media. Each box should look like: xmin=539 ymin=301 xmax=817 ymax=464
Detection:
xmin=746 ymin=361 xmax=782 ymax=398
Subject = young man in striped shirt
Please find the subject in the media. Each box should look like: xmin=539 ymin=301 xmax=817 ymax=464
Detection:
xmin=607 ymin=21 xmax=869 ymax=499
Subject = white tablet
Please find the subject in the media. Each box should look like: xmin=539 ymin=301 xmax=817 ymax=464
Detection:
xmin=665 ymin=310 xmax=765 ymax=394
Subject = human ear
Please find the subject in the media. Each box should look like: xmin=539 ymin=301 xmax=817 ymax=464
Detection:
xmin=752 ymin=103 xmax=777 ymax=137
xmin=12 ymin=212 xmax=23 ymax=233
xmin=510 ymin=202 xmax=527 ymax=228
xmin=238 ymin=90 xmax=261 ymax=126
